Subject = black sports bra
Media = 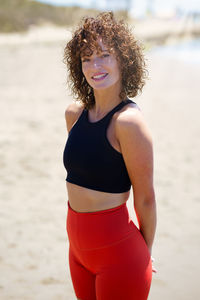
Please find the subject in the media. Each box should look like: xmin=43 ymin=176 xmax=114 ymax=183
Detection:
xmin=63 ymin=99 xmax=136 ymax=193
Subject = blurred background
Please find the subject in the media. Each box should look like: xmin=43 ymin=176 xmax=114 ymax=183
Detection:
xmin=0 ymin=0 xmax=200 ymax=299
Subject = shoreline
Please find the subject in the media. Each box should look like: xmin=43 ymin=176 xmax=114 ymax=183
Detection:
xmin=0 ymin=17 xmax=199 ymax=47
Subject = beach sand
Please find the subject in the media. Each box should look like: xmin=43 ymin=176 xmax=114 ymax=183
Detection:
xmin=0 ymin=25 xmax=200 ymax=299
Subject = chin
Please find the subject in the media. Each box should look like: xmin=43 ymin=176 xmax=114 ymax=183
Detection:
xmin=92 ymin=82 xmax=117 ymax=90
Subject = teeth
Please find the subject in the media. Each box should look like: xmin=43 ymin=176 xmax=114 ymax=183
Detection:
xmin=93 ymin=74 xmax=107 ymax=79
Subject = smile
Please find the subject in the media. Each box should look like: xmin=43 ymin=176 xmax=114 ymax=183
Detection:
xmin=91 ymin=73 xmax=108 ymax=81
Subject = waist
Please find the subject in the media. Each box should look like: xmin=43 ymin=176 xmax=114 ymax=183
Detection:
xmin=66 ymin=181 xmax=130 ymax=212
xmin=67 ymin=200 xmax=139 ymax=251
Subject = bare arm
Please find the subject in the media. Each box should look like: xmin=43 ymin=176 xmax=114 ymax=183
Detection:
xmin=65 ymin=101 xmax=84 ymax=133
xmin=116 ymin=108 xmax=157 ymax=255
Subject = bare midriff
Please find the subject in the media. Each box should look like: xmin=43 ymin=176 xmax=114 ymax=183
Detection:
xmin=66 ymin=181 xmax=130 ymax=213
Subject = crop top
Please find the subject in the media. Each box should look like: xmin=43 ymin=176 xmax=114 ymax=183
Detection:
xmin=63 ymin=99 xmax=136 ymax=193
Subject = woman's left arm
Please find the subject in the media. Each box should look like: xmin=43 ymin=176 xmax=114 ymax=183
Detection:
xmin=116 ymin=108 xmax=157 ymax=255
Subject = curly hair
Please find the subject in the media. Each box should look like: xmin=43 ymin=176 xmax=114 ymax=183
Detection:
xmin=63 ymin=11 xmax=148 ymax=109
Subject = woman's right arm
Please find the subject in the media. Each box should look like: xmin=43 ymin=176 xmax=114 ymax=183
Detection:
xmin=65 ymin=102 xmax=84 ymax=133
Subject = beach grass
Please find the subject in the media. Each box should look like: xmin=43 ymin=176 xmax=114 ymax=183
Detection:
xmin=0 ymin=0 xmax=131 ymax=33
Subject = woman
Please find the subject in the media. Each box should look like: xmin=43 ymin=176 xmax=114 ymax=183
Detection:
xmin=63 ymin=11 xmax=156 ymax=300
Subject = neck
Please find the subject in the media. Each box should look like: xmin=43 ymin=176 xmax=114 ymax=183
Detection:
xmin=93 ymin=83 xmax=123 ymax=117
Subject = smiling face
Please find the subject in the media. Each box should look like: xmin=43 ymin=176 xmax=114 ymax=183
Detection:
xmin=81 ymin=38 xmax=121 ymax=91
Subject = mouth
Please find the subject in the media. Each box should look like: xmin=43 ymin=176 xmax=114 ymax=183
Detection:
xmin=91 ymin=73 xmax=108 ymax=81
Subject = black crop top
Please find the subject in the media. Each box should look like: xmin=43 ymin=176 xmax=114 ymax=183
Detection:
xmin=63 ymin=99 xmax=135 ymax=193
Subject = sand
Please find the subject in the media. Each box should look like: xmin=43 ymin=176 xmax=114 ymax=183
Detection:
xmin=0 ymin=25 xmax=200 ymax=299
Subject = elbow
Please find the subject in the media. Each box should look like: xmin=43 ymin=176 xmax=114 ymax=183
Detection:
xmin=144 ymin=192 xmax=156 ymax=207
xmin=134 ymin=190 xmax=156 ymax=210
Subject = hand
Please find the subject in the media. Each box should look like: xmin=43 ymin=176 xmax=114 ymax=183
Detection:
xmin=151 ymin=256 xmax=157 ymax=273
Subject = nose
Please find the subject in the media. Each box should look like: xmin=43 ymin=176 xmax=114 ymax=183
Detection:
xmin=92 ymin=57 xmax=102 ymax=68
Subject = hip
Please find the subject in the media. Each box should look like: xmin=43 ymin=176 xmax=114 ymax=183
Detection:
xmin=66 ymin=200 xmax=149 ymax=252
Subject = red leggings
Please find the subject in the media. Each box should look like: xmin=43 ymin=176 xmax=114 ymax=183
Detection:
xmin=67 ymin=201 xmax=152 ymax=300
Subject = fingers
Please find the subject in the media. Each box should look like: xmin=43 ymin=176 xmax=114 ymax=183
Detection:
xmin=152 ymin=266 xmax=157 ymax=273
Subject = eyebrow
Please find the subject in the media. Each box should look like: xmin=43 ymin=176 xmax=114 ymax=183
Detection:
xmin=81 ymin=49 xmax=109 ymax=58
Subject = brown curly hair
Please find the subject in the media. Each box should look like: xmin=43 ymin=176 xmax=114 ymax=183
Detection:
xmin=63 ymin=11 xmax=148 ymax=109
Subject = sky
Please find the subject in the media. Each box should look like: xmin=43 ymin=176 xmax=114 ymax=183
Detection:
xmin=35 ymin=0 xmax=200 ymax=16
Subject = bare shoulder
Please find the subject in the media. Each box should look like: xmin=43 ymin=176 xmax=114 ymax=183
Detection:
xmin=115 ymin=102 xmax=154 ymax=191
xmin=115 ymin=102 xmax=152 ymax=141
xmin=65 ymin=101 xmax=84 ymax=133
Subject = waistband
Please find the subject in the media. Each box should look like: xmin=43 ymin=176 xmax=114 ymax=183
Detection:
xmin=67 ymin=200 xmax=127 ymax=216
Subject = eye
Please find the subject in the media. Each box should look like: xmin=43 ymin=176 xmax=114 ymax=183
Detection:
xmin=102 ymin=53 xmax=110 ymax=58
xmin=81 ymin=58 xmax=90 ymax=62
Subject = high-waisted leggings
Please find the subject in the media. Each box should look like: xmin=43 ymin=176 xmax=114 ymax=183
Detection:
xmin=67 ymin=201 xmax=152 ymax=300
